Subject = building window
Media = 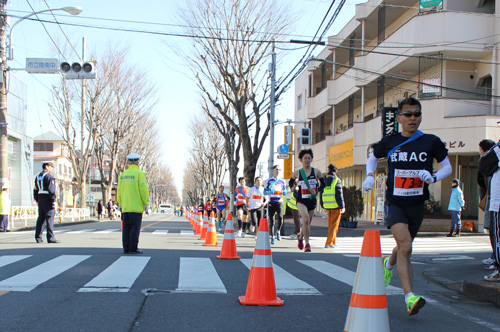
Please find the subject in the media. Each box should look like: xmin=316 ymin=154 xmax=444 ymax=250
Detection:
xmin=297 ymin=94 xmax=303 ymax=110
xmin=349 ymin=33 xmax=355 ymax=67
xmin=477 ymin=75 xmax=492 ymax=100
xmin=377 ymin=76 xmax=385 ymax=116
xmin=308 ymin=74 xmax=313 ymax=97
xmin=34 ymin=143 xmax=53 ymax=151
xmin=378 ymin=5 xmax=385 ymax=44
xmin=348 ymin=95 xmax=354 ymax=129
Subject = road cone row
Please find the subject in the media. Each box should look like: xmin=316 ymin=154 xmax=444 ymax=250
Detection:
xmin=195 ymin=212 xmax=202 ymax=235
xmin=199 ymin=212 xmax=208 ymax=240
xmin=217 ymin=213 xmax=240 ymax=259
xmin=203 ymin=212 xmax=218 ymax=247
xmin=344 ymin=230 xmax=389 ymax=332
xmin=239 ymin=218 xmax=283 ymax=306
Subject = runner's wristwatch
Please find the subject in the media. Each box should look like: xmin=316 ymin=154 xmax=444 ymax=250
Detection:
xmin=432 ymin=175 xmax=437 ymax=183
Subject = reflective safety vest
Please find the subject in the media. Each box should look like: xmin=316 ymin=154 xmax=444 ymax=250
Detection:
xmin=117 ymin=165 xmax=151 ymax=213
xmin=287 ymin=189 xmax=298 ymax=210
xmin=322 ymin=177 xmax=339 ymax=209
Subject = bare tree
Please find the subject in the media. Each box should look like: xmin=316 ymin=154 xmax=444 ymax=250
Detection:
xmin=93 ymin=46 xmax=158 ymax=202
xmin=49 ymin=60 xmax=113 ymax=208
xmin=175 ymin=0 xmax=293 ymax=185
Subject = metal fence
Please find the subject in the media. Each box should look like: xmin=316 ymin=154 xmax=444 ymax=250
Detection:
xmin=10 ymin=206 xmax=90 ymax=229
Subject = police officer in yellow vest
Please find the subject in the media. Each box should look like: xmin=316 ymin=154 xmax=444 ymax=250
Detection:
xmin=287 ymin=187 xmax=301 ymax=239
xmin=0 ymin=183 xmax=10 ymax=232
xmin=117 ymin=153 xmax=151 ymax=254
xmin=320 ymin=164 xmax=345 ymax=248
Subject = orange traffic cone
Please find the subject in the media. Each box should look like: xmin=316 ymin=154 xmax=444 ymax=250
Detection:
xmin=217 ymin=213 xmax=240 ymax=259
xmin=344 ymin=230 xmax=389 ymax=332
xmin=239 ymin=218 xmax=283 ymax=306
xmin=203 ymin=211 xmax=218 ymax=247
xmin=198 ymin=212 xmax=209 ymax=240
xmin=195 ymin=212 xmax=202 ymax=235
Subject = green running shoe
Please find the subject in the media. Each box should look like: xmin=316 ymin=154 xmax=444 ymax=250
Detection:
xmin=407 ymin=295 xmax=426 ymax=316
xmin=382 ymin=256 xmax=393 ymax=287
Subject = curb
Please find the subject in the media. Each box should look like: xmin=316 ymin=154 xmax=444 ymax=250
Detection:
xmin=422 ymin=268 xmax=500 ymax=307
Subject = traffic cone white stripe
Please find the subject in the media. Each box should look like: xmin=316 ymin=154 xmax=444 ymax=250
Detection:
xmin=224 ymin=231 xmax=235 ymax=240
xmin=352 ymin=257 xmax=385 ymax=296
xmin=344 ymin=308 xmax=390 ymax=332
xmin=251 ymin=254 xmax=273 ymax=268
xmin=256 ymin=232 xmax=271 ymax=250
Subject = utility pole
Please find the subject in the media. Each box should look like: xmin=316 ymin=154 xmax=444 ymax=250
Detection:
xmin=0 ymin=0 xmax=8 ymax=185
xmin=80 ymin=37 xmax=87 ymax=208
xmin=267 ymin=38 xmax=276 ymax=179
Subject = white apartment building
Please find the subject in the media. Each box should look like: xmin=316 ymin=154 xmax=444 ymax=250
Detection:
xmin=293 ymin=0 xmax=500 ymax=225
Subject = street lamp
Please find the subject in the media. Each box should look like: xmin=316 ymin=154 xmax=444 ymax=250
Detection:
xmin=7 ymin=6 xmax=83 ymax=60
xmin=0 ymin=4 xmax=82 ymax=185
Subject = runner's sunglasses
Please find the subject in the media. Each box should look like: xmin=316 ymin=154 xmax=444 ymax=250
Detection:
xmin=400 ymin=110 xmax=422 ymax=117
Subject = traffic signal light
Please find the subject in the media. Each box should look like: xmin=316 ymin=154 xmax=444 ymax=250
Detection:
xmin=301 ymin=127 xmax=311 ymax=146
xmin=60 ymin=61 xmax=96 ymax=79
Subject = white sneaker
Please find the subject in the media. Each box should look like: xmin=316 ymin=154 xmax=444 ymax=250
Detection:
xmin=251 ymin=225 xmax=255 ymax=232
xmin=242 ymin=231 xmax=246 ymax=238
xmin=217 ymin=227 xmax=221 ymax=232
xmin=289 ymin=234 xmax=297 ymax=239
xmin=482 ymin=257 xmax=495 ymax=265
xmin=237 ymin=230 xmax=242 ymax=237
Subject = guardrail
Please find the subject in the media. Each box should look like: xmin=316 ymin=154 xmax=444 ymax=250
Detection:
xmin=10 ymin=206 xmax=90 ymax=229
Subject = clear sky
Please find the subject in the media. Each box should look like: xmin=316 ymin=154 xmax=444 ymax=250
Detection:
xmin=7 ymin=0 xmax=366 ymax=196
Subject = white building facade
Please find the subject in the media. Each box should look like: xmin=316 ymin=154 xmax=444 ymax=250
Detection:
xmin=293 ymin=0 xmax=500 ymax=226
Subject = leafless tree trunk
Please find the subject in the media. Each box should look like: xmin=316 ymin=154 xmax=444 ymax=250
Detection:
xmin=92 ymin=46 xmax=158 ymax=202
xmin=49 ymin=64 xmax=113 ymax=208
xmin=175 ymin=0 xmax=292 ymax=186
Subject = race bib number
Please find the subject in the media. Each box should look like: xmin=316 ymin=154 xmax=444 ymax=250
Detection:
xmin=271 ymin=190 xmax=282 ymax=197
xmin=252 ymin=195 xmax=262 ymax=200
xmin=393 ymin=169 xmax=424 ymax=196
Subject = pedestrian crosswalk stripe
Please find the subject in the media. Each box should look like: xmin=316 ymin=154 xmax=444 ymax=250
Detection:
xmin=240 ymin=259 xmax=320 ymax=295
xmin=65 ymin=229 xmax=96 ymax=234
xmin=54 ymin=230 xmax=70 ymax=233
xmin=0 ymin=255 xmax=31 ymax=268
xmin=78 ymin=256 xmax=150 ymax=293
xmin=308 ymin=236 xmax=491 ymax=253
xmin=298 ymin=260 xmax=404 ymax=295
xmin=93 ymin=229 xmax=119 ymax=234
xmin=180 ymin=230 xmax=194 ymax=235
xmin=176 ymin=257 xmax=226 ymax=293
xmin=152 ymin=230 xmax=169 ymax=235
xmin=0 ymin=255 xmax=91 ymax=292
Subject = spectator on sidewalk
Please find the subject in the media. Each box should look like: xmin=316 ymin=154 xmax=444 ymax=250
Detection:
xmin=97 ymin=200 xmax=103 ymax=221
xmin=107 ymin=199 xmax=113 ymax=218
xmin=478 ymin=140 xmax=500 ymax=282
xmin=320 ymin=164 xmax=345 ymax=248
xmin=478 ymin=139 xmax=496 ymax=268
xmin=447 ymin=179 xmax=465 ymax=237
xmin=0 ymin=183 xmax=10 ymax=232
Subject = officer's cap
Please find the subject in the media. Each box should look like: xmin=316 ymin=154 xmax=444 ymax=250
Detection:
xmin=127 ymin=153 xmax=141 ymax=162
xmin=2 ymin=183 xmax=10 ymax=190
xmin=42 ymin=161 xmax=54 ymax=168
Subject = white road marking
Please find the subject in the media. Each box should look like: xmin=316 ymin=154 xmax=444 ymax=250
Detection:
xmin=93 ymin=229 xmax=119 ymax=234
xmin=175 ymin=257 xmax=226 ymax=293
xmin=0 ymin=255 xmax=90 ymax=292
xmin=152 ymin=230 xmax=169 ymax=235
xmin=0 ymin=255 xmax=31 ymax=268
xmin=298 ymin=259 xmax=404 ymax=295
xmin=240 ymin=259 xmax=320 ymax=295
xmin=78 ymin=256 xmax=150 ymax=293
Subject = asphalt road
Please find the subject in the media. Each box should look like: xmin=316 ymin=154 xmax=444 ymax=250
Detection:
xmin=0 ymin=213 xmax=498 ymax=332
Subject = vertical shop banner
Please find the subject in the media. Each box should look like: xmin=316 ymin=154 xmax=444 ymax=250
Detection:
xmin=382 ymin=107 xmax=399 ymax=137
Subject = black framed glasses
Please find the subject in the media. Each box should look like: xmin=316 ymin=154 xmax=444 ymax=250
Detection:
xmin=400 ymin=110 xmax=422 ymax=117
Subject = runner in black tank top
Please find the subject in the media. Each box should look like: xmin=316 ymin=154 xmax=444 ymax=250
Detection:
xmin=289 ymin=149 xmax=324 ymax=253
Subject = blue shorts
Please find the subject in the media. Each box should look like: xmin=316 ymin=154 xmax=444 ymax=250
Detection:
xmin=385 ymin=203 xmax=425 ymax=239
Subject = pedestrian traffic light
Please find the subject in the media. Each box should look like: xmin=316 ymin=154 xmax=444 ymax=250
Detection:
xmin=60 ymin=61 xmax=96 ymax=79
xmin=301 ymin=127 xmax=311 ymax=146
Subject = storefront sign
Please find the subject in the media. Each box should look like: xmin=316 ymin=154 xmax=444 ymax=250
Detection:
xmin=382 ymin=107 xmax=398 ymax=136
xmin=328 ymin=139 xmax=353 ymax=169
xmin=420 ymin=0 xmax=442 ymax=8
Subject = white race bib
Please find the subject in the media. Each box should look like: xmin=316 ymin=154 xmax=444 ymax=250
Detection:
xmin=393 ymin=169 xmax=425 ymax=197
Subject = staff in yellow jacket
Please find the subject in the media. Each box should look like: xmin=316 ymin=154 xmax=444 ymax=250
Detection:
xmin=117 ymin=153 xmax=151 ymax=254
xmin=0 ymin=183 xmax=10 ymax=232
